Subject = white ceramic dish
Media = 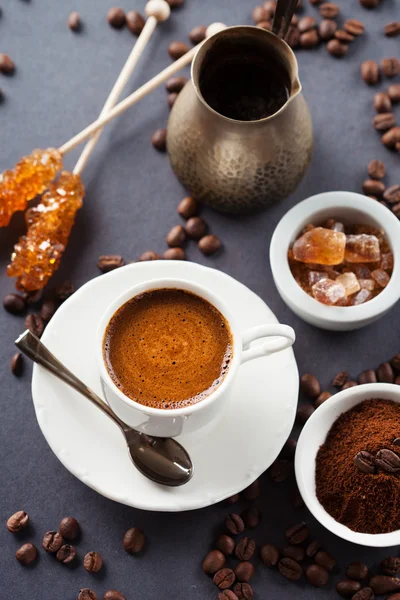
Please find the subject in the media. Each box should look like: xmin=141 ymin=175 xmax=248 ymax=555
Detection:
xmin=270 ymin=192 xmax=400 ymax=330
xmin=296 ymin=383 xmax=400 ymax=547
xmin=32 ymin=261 xmax=299 ymax=512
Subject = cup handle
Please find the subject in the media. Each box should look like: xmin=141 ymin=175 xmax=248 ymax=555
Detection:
xmin=240 ymin=324 xmax=295 ymax=364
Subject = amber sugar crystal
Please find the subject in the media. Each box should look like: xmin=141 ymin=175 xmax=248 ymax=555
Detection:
xmin=292 ymin=227 xmax=346 ymax=265
xmin=0 ymin=148 xmax=62 ymax=227
xmin=7 ymin=171 xmax=84 ymax=291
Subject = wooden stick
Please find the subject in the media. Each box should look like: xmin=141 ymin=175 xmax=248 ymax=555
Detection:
xmin=59 ymin=22 xmax=226 ymax=156
xmin=73 ymin=0 xmax=170 ymax=175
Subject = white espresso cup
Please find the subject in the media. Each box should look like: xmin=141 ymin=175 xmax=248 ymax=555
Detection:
xmin=97 ymin=278 xmax=295 ymax=437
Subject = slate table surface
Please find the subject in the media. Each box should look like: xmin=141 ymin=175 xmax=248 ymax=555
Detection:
xmin=0 ymin=1 xmax=399 ymax=598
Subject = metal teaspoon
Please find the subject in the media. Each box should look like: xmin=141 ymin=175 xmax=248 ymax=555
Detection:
xmin=16 ymin=330 xmax=193 ymax=487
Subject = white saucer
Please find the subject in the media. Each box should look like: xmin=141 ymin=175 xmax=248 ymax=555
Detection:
xmin=32 ymin=261 xmax=299 ymax=512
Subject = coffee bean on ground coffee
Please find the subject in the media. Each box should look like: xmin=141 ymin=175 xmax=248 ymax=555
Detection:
xmin=316 ymin=398 xmax=400 ymax=533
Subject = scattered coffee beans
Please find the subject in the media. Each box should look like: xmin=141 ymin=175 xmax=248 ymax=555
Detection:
xmin=139 ymin=250 xmax=159 ymax=261
xmin=40 ymin=299 xmax=56 ymax=323
xmin=315 ymin=391 xmax=332 ymax=407
xmin=319 ymin=19 xmax=337 ymax=39
xmin=59 ymin=516 xmax=80 ymax=540
xmin=3 ymin=293 xmax=26 ymax=315
xmin=260 ymin=544 xmax=280 ymax=567
xmin=353 ymin=590 xmax=375 ymax=600
xmin=384 ymin=186 xmax=400 ymax=204
xmin=282 ymin=545 xmax=305 ymax=561
xmin=357 ymin=369 xmax=377 ymax=384
xmin=126 ymin=10 xmax=145 ymax=35
xmin=55 ymin=281 xmax=75 ymax=301
xmin=384 ymin=22 xmax=400 ymax=37
xmin=335 ymin=30 xmax=354 ymax=43
xmin=218 ymin=591 xmax=239 ymax=600
xmin=177 ymin=196 xmax=197 ymax=219
xmin=296 ymin=403 xmax=315 ymax=423
xmin=235 ymin=562 xmax=254 ymax=582
xmin=42 ymin=530 xmax=63 ymax=553
xmin=314 ymin=550 xmax=336 ymax=571
xmin=166 ymin=76 xmax=188 ymax=93
xmin=151 ymin=128 xmax=167 ymax=151
xmin=225 ymin=514 xmax=245 ymax=536
xmin=68 ymin=12 xmax=81 ymax=31
xmin=388 ymin=84 xmax=400 ymax=103
xmin=362 ymin=179 xmax=385 ymax=195
xmin=233 ymin=582 xmax=253 ymax=600
xmin=373 ymin=92 xmax=392 ymax=113
xmin=78 ymin=589 xmax=97 ymax=600
xmin=382 ymin=127 xmax=400 ymax=148
xmin=107 ymin=7 xmax=126 ymax=28
xmin=298 ymin=16 xmax=317 ymax=32
xmin=377 ymin=362 xmax=394 ymax=382
xmin=123 ymin=528 xmax=145 ymax=554
xmin=163 ymin=247 xmax=185 ymax=260
xmin=226 ymin=494 xmax=240 ymax=505
xmin=368 ymin=159 xmax=385 ymax=179
xmin=305 ymin=540 xmax=322 ymax=558
xmin=97 ymin=255 xmax=125 ymax=272
xmin=241 ymin=507 xmax=261 ymax=529
xmin=189 ymin=25 xmax=207 ymax=44
xmin=235 ymin=537 xmax=256 ymax=561
xmin=6 ymin=510 xmax=29 ymax=532
xmin=382 ymin=58 xmax=400 ymax=78
xmin=166 ymin=225 xmax=186 ymax=247
xmin=0 ymin=53 xmax=15 ymax=74
xmin=344 ymin=19 xmax=364 ymax=36
xmin=381 ymin=557 xmax=400 ymax=576
xmin=354 ymin=450 xmax=376 ymax=474
xmin=278 ymin=557 xmax=303 ymax=580
xmin=16 ymin=543 xmax=38 ymax=565
xmin=320 ymin=2 xmax=340 ymax=18
xmin=10 ymin=352 xmax=23 ymax=376
xmin=337 ymin=580 xmax=362 ymax=597
xmin=25 ymin=314 xmax=45 ymax=338
xmin=370 ymin=575 xmax=400 ymax=594
xmin=202 ymin=550 xmax=226 ymax=574
xmin=285 ymin=523 xmax=309 ymax=545
xmin=84 ymin=551 xmax=103 ymax=572
xmin=306 ymin=564 xmax=329 ymax=586
xmin=168 ymin=41 xmax=190 ymax=60
xmin=216 ymin=534 xmax=235 ymax=555
xmin=361 ymin=60 xmax=380 ymax=85
xmin=214 ymin=568 xmax=236 ymax=588
xmin=185 ymin=216 xmax=207 ymax=239
xmin=300 ymin=373 xmax=320 ymax=397
xmin=326 ymin=39 xmax=348 ymax=57
xmin=198 ymin=234 xmax=222 ymax=255
xmin=56 ymin=544 xmax=76 ymax=564
xmin=103 ymin=592 xmax=127 ymax=600
xmin=373 ymin=113 xmax=396 ymax=131
xmin=300 ymin=30 xmax=320 ymax=48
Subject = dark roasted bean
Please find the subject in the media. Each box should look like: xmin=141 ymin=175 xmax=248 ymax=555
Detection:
xmin=374 ymin=92 xmax=392 ymax=113
xmin=123 ymin=528 xmax=145 ymax=554
xmin=216 ymin=534 xmax=235 ymax=556
xmin=368 ymin=159 xmax=385 ymax=179
xmin=235 ymin=538 xmax=256 ymax=561
xmin=189 ymin=25 xmax=207 ymax=44
xmin=314 ymin=550 xmax=336 ymax=572
xmin=218 ymin=591 xmax=239 ymax=600
xmin=166 ymin=225 xmax=186 ymax=247
xmin=320 ymin=2 xmax=339 ymax=18
xmin=252 ymin=5 xmax=271 ymax=23
xmin=319 ymin=19 xmax=337 ymax=39
xmin=300 ymin=373 xmax=320 ymax=397
xmin=163 ymin=247 xmax=185 ymax=260
xmin=382 ymin=58 xmax=400 ymax=78
xmin=126 ymin=10 xmax=145 ymax=35
xmin=357 ymin=370 xmax=377 ymax=384
xmin=185 ymin=216 xmax=207 ymax=240
xmin=335 ymin=30 xmax=355 ymax=43
xmin=139 ymin=251 xmax=159 ymax=261
xmin=382 ymin=127 xmax=400 ymax=148
xmin=342 ymin=380 xmax=358 ymax=390
xmin=7 ymin=510 xmax=29 ymax=533
xmin=260 ymin=544 xmax=279 ymax=567
xmin=16 ymin=543 xmax=38 ymax=565
xmin=315 ymin=391 xmax=332 ymax=408
xmin=296 ymin=404 xmax=315 ymax=424
xmin=282 ymin=546 xmax=305 ymax=561
xmin=59 ymin=517 xmax=80 ymax=540
xmin=177 ymin=196 xmax=197 ymax=219
xmin=213 ymin=568 xmax=236 ymax=589
xmin=384 ymin=185 xmax=400 ymax=204
xmin=84 ymin=551 xmax=102 ymax=572
xmin=103 ymin=592 xmax=127 ymax=600
xmin=11 ymin=352 xmax=23 ymax=377
xmin=202 ymin=550 xmax=226 ymax=574
xmin=362 ymin=179 xmax=385 ymax=196
xmin=55 ymin=281 xmax=75 ymax=301
xmin=306 ymin=564 xmax=329 ymax=587
xmin=384 ymin=22 xmax=400 ymax=37
xmin=361 ymin=60 xmax=380 ymax=85
xmin=151 ymin=129 xmax=167 ymax=151
xmin=97 ymin=255 xmax=125 ymax=273
xmin=0 ymin=53 xmax=15 ymax=74
xmin=370 ymin=575 xmax=400 ymax=594
xmin=333 ymin=370 xmax=349 ymax=387
xmin=306 ymin=540 xmax=322 ymax=558
xmin=78 ymin=589 xmax=97 ymax=600
xmin=107 ymin=7 xmax=126 ymax=28
xmin=279 ymin=438 xmax=297 ymax=460
xmin=337 ymin=580 xmax=362 ymax=597
xmin=344 ymin=19 xmax=364 ymax=35
xmin=298 ymin=16 xmax=317 ymax=32
xmin=168 ymin=41 xmax=190 ymax=60
xmin=300 ymin=30 xmax=320 ymax=48
xmin=381 ymin=557 xmax=400 ymax=576
xmin=198 ymin=234 xmax=222 ymax=255
xmin=3 ymin=293 xmax=26 ymax=315
xmin=346 ymin=562 xmax=368 ymax=580
xmin=285 ymin=523 xmax=309 ymax=545
xmin=225 ymin=514 xmax=245 ymax=535
xmin=377 ymin=362 xmax=394 ymax=383
xmin=56 ymin=544 xmax=76 ymax=564
xmin=388 ymin=84 xmax=400 ymax=103
xmin=233 ymin=583 xmax=253 ymax=600
xmin=68 ymin=12 xmax=81 ymax=31
xmin=278 ymin=557 xmax=302 ymax=580
xmin=235 ymin=562 xmax=254 ymax=583
xmin=42 ymin=531 xmax=63 ymax=553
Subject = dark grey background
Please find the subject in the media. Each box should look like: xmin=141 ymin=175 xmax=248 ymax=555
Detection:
xmin=0 ymin=1 xmax=399 ymax=598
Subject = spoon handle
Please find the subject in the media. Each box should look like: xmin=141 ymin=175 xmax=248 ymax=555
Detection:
xmin=15 ymin=330 xmax=128 ymax=432
xmin=272 ymin=0 xmax=298 ymax=38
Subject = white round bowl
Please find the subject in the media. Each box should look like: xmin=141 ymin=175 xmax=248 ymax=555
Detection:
xmin=270 ymin=191 xmax=400 ymax=330
xmin=295 ymin=383 xmax=400 ymax=548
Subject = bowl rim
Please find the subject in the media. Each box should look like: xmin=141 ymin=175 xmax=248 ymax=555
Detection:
xmin=269 ymin=191 xmax=400 ymax=326
xmin=295 ymin=383 xmax=400 ymax=547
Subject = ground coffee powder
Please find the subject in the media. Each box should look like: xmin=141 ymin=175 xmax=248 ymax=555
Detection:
xmin=315 ymin=398 xmax=400 ymax=534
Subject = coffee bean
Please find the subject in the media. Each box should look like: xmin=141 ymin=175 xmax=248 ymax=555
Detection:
xmin=167 ymin=92 xmax=178 ymax=108
xmin=58 ymin=517 xmax=80 ymax=541
xmin=315 ymin=391 xmax=332 ymax=408
xmin=0 ymin=53 xmax=15 ymax=74
xmin=282 ymin=546 xmax=305 ymax=561
xmin=361 ymin=60 xmax=380 ymax=85
xmin=198 ymin=234 xmax=222 ymax=255
xmin=314 ymin=550 xmax=336 ymax=571
xmin=3 ymin=293 xmax=26 ymax=315
xmin=218 ymin=591 xmax=239 ymax=600
xmin=327 ymin=39 xmax=349 ymax=57
xmin=177 ymin=196 xmax=197 ymax=219
xmin=300 ymin=373 xmax=320 ymax=398
xmin=107 ymin=7 xmax=126 ymax=28
xmin=306 ymin=540 xmax=322 ymax=558
xmin=233 ymin=583 xmax=253 ymax=600
xmin=242 ymin=479 xmax=260 ymax=501
xmin=55 ymin=281 xmax=75 ymax=301
xmin=331 ymin=370 xmax=348 ymax=387
xmin=123 ymin=528 xmax=145 ymax=554
xmin=56 ymin=544 xmax=76 ymax=564
xmin=16 ymin=543 xmax=38 ymax=565
xmin=319 ymin=19 xmax=337 ymax=39
xmin=163 ymin=247 xmax=185 ymax=260
xmin=384 ymin=185 xmax=400 ymax=204
xmin=300 ymin=30 xmax=320 ymax=48
xmin=241 ymin=507 xmax=261 ymax=529
xmin=252 ymin=5 xmax=271 ymax=23
xmin=7 ymin=510 xmax=29 ymax=533
xmin=84 ymin=551 xmax=103 ymax=572
xmin=280 ymin=438 xmax=297 ymax=460
xmin=166 ymin=76 xmax=188 ymax=93
xmin=40 ymin=299 xmax=56 ymax=322
xmin=382 ymin=58 xmax=400 ymax=78
xmin=235 ymin=562 xmax=254 ymax=583
xmin=298 ymin=16 xmax=317 ymax=32
xmin=235 ymin=538 xmax=256 ymax=561
xmin=151 ymin=128 xmax=167 ymax=151
xmin=25 ymin=313 xmax=45 ymax=338
xmin=216 ymin=534 xmax=235 ymax=556
xmin=377 ymin=362 xmax=394 ymax=383
xmin=344 ymin=19 xmax=364 ymax=36
xmin=185 ymin=216 xmax=207 ymax=240
xmin=168 ymin=41 xmax=190 ymax=60
xmin=359 ymin=0 xmax=378 ymax=6
xmin=166 ymin=0 xmax=184 ymax=7
xmin=139 ymin=250 xmax=160 ymax=261
xmin=97 ymin=255 xmax=125 ymax=273
xmin=354 ymin=450 xmax=376 ymax=474
xmin=68 ymin=12 xmax=81 ymax=31
xmin=269 ymin=459 xmax=292 ymax=482
xmin=225 ymin=514 xmax=244 ymax=535
xmin=368 ymin=159 xmax=385 ymax=179
xmin=264 ymin=0 xmax=277 ymax=17
xmin=42 ymin=530 xmax=63 ymax=553
xmin=126 ymin=11 xmax=145 ymax=35
xmin=189 ymin=25 xmax=207 ymax=44
xmin=103 ymin=592 xmax=126 ymax=600
xmin=381 ymin=557 xmax=400 ymax=576
xmin=392 ymin=201 xmax=400 ymax=213
xmin=342 ymin=380 xmax=358 ymax=390
xmin=278 ymin=557 xmax=303 ymax=580
xmin=373 ymin=92 xmax=392 ymax=113
xmin=258 ymin=20 xmax=273 ymax=31
xmin=214 ymin=568 xmax=236 ymax=588
xmin=260 ymin=544 xmax=280 ymax=567
xmin=337 ymin=580 xmax=362 ymax=598
xmin=166 ymin=225 xmax=186 ymax=247
xmin=285 ymin=25 xmax=300 ymax=48
xmin=203 ymin=550 xmax=226 ymax=574
xmin=11 ymin=352 xmax=23 ymax=377
xmin=78 ymin=589 xmax=97 ymax=600
xmin=309 ymin=0 xmax=322 ymax=4
xmin=346 ymin=562 xmax=368 ymax=580
xmin=335 ymin=30 xmax=355 ymax=43
xmin=393 ymin=438 xmax=400 ymax=445
xmin=385 ymin=22 xmax=400 ymax=37
xmin=388 ymin=84 xmax=400 ymax=103
xmin=370 ymin=575 xmax=400 ymax=594
xmin=226 ymin=494 xmax=240 ymax=505
xmin=306 ymin=564 xmax=329 ymax=587
xmin=296 ymin=403 xmax=315 ymax=424
xmin=375 ymin=448 xmax=400 ymax=473
xmin=387 ymin=595 xmax=400 ymax=600
xmin=362 ymin=179 xmax=385 ymax=196
xmin=357 ymin=369 xmax=377 ymax=384
xmin=286 ymin=523 xmax=309 ymax=545
xmin=382 ymin=127 xmax=400 ymax=148
xmin=319 ymin=2 xmax=339 ymax=18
